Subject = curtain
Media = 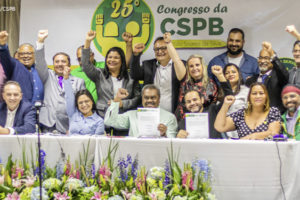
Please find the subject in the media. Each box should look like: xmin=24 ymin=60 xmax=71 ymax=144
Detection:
xmin=0 ymin=0 xmax=21 ymax=55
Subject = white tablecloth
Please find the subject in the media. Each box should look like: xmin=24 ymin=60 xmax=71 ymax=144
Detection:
xmin=0 ymin=135 xmax=299 ymax=200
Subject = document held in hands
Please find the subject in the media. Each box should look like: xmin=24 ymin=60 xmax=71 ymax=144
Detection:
xmin=137 ymin=108 xmax=160 ymax=137
xmin=185 ymin=113 xmax=209 ymax=138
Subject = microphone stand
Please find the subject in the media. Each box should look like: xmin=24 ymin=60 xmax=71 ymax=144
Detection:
xmin=35 ymin=101 xmax=43 ymax=200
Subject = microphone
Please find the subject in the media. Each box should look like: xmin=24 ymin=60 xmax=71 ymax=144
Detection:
xmin=34 ymin=101 xmax=44 ymax=109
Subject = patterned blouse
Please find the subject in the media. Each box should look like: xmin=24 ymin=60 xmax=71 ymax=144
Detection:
xmin=175 ymin=76 xmax=218 ymax=120
xmin=229 ymin=107 xmax=281 ymax=138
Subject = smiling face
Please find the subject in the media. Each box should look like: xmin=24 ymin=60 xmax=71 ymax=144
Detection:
xmin=53 ymin=54 xmax=70 ymax=76
xmin=227 ymin=32 xmax=244 ymax=56
xmin=17 ymin=44 xmax=35 ymax=69
xmin=282 ymin=92 xmax=300 ymax=113
xmin=249 ymin=85 xmax=267 ymax=108
xmin=258 ymin=50 xmax=273 ymax=74
xmin=106 ymin=51 xmax=121 ymax=74
xmin=142 ymin=88 xmax=160 ymax=108
xmin=153 ymin=40 xmax=171 ymax=65
xmin=77 ymin=94 xmax=93 ymax=117
xmin=187 ymin=57 xmax=203 ymax=80
xmin=184 ymin=91 xmax=204 ymax=113
xmin=224 ymin=65 xmax=239 ymax=85
xmin=2 ymin=83 xmax=23 ymax=111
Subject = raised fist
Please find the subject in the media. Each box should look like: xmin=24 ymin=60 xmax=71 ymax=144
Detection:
xmin=211 ymin=65 xmax=223 ymax=76
xmin=223 ymin=95 xmax=235 ymax=106
xmin=38 ymin=30 xmax=48 ymax=43
xmin=0 ymin=31 xmax=8 ymax=45
xmin=115 ymin=88 xmax=129 ymax=100
xmin=133 ymin=43 xmax=145 ymax=56
xmin=163 ymin=32 xmax=171 ymax=44
xmin=86 ymin=30 xmax=96 ymax=42
xmin=285 ymin=25 xmax=300 ymax=38
xmin=262 ymin=41 xmax=274 ymax=56
xmin=122 ymin=32 xmax=133 ymax=44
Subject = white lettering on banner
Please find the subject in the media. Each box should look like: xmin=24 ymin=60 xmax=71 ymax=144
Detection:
xmin=0 ymin=6 xmax=16 ymax=12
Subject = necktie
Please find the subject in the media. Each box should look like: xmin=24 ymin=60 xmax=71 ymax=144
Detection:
xmin=261 ymin=74 xmax=268 ymax=83
xmin=58 ymin=76 xmax=63 ymax=88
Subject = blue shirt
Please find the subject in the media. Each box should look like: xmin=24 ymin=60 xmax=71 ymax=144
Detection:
xmin=30 ymin=65 xmax=44 ymax=103
xmin=69 ymin=111 xmax=104 ymax=135
xmin=208 ymin=51 xmax=259 ymax=85
xmin=63 ymin=78 xmax=104 ymax=135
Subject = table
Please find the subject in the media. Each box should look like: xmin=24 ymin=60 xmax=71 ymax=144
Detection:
xmin=0 ymin=135 xmax=299 ymax=200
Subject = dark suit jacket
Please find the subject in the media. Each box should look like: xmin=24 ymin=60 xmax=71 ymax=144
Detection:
xmin=245 ymin=57 xmax=289 ymax=113
xmin=130 ymin=54 xmax=185 ymax=113
xmin=0 ymin=101 xmax=36 ymax=134
xmin=0 ymin=45 xmax=34 ymax=102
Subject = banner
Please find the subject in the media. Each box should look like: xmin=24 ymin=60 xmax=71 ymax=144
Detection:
xmin=20 ymin=0 xmax=300 ymax=67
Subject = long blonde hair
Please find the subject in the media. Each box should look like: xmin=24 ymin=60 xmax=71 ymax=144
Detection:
xmin=186 ymin=54 xmax=209 ymax=88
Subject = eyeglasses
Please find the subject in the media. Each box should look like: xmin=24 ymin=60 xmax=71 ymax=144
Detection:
xmin=258 ymin=56 xmax=271 ymax=60
xmin=153 ymin=46 xmax=167 ymax=52
xmin=18 ymin=52 xmax=34 ymax=56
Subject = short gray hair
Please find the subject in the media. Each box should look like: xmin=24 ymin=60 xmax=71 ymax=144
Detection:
xmin=142 ymin=84 xmax=160 ymax=98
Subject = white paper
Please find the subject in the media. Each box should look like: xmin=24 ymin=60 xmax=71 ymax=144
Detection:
xmin=185 ymin=113 xmax=209 ymax=138
xmin=137 ymin=108 xmax=160 ymax=137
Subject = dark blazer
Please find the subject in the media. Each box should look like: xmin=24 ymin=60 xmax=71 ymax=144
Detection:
xmin=245 ymin=57 xmax=289 ymax=113
xmin=0 ymin=45 xmax=34 ymax=102
xmin=82 ymin=48 xmax=141 ymax=118
xmin=0 ymin=100 xmax=36 ymax=134
xmin=130 ymin=54 xmax=185 ymax=113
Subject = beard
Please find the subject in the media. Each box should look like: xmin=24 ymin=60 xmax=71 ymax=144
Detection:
xmin=227 ymin=45 xmax=243 ymax=55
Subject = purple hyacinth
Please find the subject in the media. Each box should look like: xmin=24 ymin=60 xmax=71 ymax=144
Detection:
xmin=163 ymin=160 xmax=171 ymax=194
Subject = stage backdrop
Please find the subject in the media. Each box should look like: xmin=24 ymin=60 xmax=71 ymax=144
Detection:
xmin=20 ymin=0 xmax=300 ymax=67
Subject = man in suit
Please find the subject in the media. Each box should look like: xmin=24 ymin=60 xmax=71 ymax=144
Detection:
xmin=0 ymin=81 xmax=36 ymax=134
xmin=35 ymin=30 xmax=85 ymax=134
xmin=129 ymin=32 xmax=186 ymax=113
xmin=0 ymin=31 xmax=44 ymax=104
xmin=246 ymin=42 xmax=289 ymax=113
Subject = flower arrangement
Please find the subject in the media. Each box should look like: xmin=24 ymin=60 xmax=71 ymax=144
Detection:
xmin=0 ymin=141 xmax=216 ymax=200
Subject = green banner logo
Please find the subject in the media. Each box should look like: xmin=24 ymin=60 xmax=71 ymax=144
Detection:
xmin=91 ymin=0 xmax=155 ymax=56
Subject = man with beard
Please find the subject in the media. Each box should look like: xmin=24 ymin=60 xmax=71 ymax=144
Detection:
xmin=208 ymin=28 xmax=259 ymax=84
xmin=130 ymin=32 xmax=186 ymax=113
xmin=245 ymin=42 xmax=289 ymax=113
xmin=176 ymin=89 xmax=221 ymax=139
xmin=285 ymin=25 xmax=300 ymax=87
xmin=104 ymin=84 xmax=178 ymax=137
xmin=281 ymin=84 xmax=300 ymax=140
xmin=0 ymin=31 xmax=44 ymax=104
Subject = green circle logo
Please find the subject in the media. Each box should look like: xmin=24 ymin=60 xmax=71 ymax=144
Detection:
xmin=91 ymin=0 xmax=155 ymax=57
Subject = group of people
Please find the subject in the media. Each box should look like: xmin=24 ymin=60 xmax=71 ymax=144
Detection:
xmin=0 ymin=24 xmax=300 ymax=140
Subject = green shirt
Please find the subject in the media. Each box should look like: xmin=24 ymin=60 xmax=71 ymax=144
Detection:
xmin=71 ymin=61 xmax=105 ymax=102
xmin=104 ymin=102 xmax=178 ymax=138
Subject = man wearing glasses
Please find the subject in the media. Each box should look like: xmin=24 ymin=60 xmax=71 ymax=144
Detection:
xmin=0 ymin=31 xmax=44 ymax=104
xmin=245 ymin=41 xmax=289 ymax=113
xmin=129 ymin=32 xmax=185 ymax=113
